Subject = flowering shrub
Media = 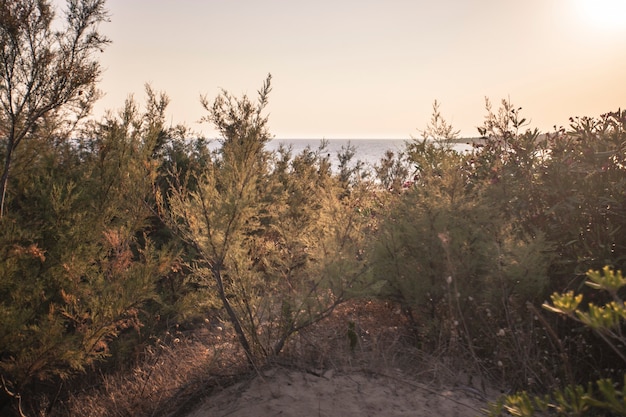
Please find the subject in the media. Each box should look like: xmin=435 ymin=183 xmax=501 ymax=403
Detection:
xmin=489 ymin=267 xmax=626 ymax=416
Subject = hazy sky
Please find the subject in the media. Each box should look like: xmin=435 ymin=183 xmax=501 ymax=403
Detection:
xmin=54 ymin=0 xmax=626 ymax=139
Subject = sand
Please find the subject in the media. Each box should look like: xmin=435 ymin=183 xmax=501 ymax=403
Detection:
xmin=186 ymin=366 xmax=489 ymax=417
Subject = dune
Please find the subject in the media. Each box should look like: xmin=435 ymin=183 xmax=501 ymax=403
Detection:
xmin=186 ymin=364 xmax=490 ymax=417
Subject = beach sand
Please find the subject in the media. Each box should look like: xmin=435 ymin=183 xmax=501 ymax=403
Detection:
xmin=186 ymin=365 xmax=489 ymax=417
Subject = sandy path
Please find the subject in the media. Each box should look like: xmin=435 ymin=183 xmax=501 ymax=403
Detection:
xmin=186 ymin=366 xmax=489 ymax=417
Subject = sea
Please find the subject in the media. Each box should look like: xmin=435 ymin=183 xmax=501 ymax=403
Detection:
xmin=207 ymin=138 xmax=475 ymax=173
xmin=265 ymin=138 xmax=475 ymax=171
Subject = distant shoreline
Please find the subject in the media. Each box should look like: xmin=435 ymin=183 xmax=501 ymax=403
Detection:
xmin=269 ymin=137 xmax=486 ymax=143
xmin=268 ymin=137 xmax=488 ymax=148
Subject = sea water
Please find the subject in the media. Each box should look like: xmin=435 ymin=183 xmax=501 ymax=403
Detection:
xmin=266 ymin=138 xmax=474 ymax=170
xmin=207 ymin=137 xmax=475 ymax=172
xmin=267 ymin=139 xmax=406 ymax=169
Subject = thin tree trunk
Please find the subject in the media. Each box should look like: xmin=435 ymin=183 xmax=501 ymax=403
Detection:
xmin=212 ymin=266 xmax=255 ymax=367
xmin=0 ymin=140 xmax=14 ymax=218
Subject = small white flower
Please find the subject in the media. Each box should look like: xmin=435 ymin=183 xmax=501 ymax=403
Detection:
xmin=497 ymin=361 xmax=503 ymax=367
xmin=497 ymin=328 xmax=506 ymax=337
xmin=446 ymin=276 xmax=452 ymax=284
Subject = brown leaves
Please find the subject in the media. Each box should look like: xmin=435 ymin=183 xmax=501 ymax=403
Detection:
xmin=9 ymin=243 xmax=46 ymax=262
xmin=103 ymin=228 xmax=133 ymax=277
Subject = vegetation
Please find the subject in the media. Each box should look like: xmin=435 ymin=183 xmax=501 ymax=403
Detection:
xmin=488 ymin=266 xmax=626 ymax=416
xmin=1 ymin=1 xmax=626 ymax=416
xmin=160 ymin=75 xmax=369 ymax=364
xmin=0 ymin=0 xmax=109 ymax=217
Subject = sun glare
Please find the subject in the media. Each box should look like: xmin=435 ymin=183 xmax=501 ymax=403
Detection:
xmin=575 ymin=0 xmax=626 ymax=33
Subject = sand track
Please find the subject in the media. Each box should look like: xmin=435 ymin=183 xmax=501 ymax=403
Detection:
xmin=186 ymin=366 xmax=489 ymax=417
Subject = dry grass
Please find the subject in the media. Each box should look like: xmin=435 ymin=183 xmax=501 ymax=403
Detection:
xmin=60 ymin=324 xmax=249 ymax=417
xmin=280 ymin=299 xmax=475 ymax=388
xmin=45 ymin=299 xmax=489 ymax=417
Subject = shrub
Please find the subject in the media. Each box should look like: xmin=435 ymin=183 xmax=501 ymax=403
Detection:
xmin=0 ymin=90 xmax=177 ymax=415
xmin=162 ymin=76 xmax=369 ymax=366
xmin=489 ymin=267 xmax=626 ymax=416
xmin=370 ymin=129 xmax=553 ymax=387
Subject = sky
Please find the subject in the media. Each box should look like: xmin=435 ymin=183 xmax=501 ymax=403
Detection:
xmin=53 ymin=0 xmax=626 ymax=139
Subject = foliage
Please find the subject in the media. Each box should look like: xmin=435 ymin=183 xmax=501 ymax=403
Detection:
xmin=0 ymin=13 xmax=624 ymax=411
xmin=0 ymin=0 xmax=109 ymax=217
xmin=0 ymin=90 xmax=176 ymax=415
xmin=337 ymin=141 xmax=368 ymax=187
xmin=162 ymin=76 xmax=369 ymax=366
xmin=538 ymin=111 xmax=626 ymax=283
xmin=373 ymin=149 xmax=409 ymax=191
xmin=471 ymin=99 xmax=547 ymax=222
xmin=370 ymin=105 xmax=553 ymax=390
xmin=372 ymin=146 xmax=551 ymax=339
xmin=472 ymin=101 xmax=626 ymax=284
xmin=418 ymin=100 xmax=461 ymax=149
xmin=489 ymin=267 xmax=626 ymax=416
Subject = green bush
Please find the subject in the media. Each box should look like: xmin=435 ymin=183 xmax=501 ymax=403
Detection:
xmin=371 ymin=139 xmax=551 ymax=377
xmin=162 ymin=76 xmax=370 ymax=365
xmin=0 ymin=90 xmax=179 ymax=414
xmin=489 ymin=267 xmax=626 ymax=416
